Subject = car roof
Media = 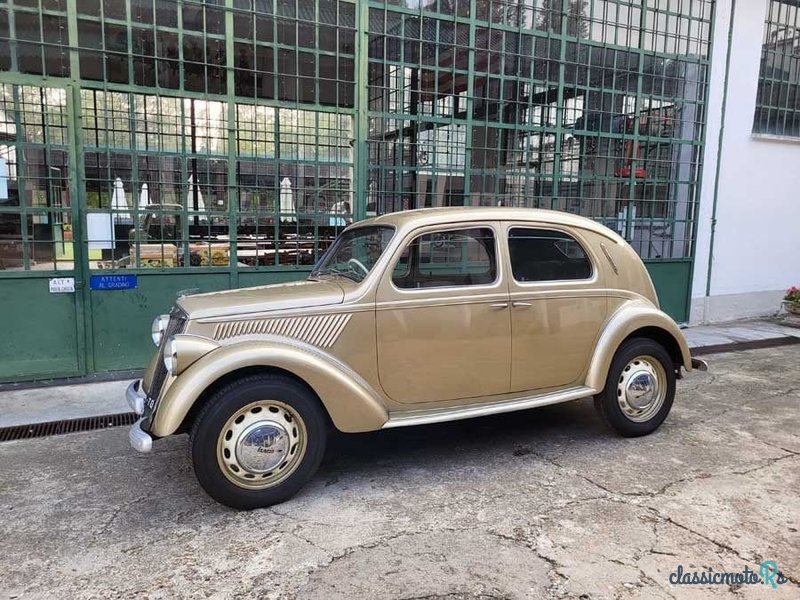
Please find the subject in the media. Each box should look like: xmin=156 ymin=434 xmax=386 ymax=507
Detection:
xmin=361 ymin=206 xmax=624 ymax=243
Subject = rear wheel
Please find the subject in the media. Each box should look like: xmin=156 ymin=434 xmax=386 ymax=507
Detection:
xmin=594 ymin=338 xmax=676 ymax=437
xmin=190 ymin=374 xmax=327 ymax=509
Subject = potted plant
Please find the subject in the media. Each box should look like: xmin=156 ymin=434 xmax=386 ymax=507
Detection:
xmin=784 ymin=286 xmax=800 ymax=315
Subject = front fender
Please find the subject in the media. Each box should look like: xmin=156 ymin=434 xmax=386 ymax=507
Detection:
xmin=149 ymin=339 xmax=389 ymax=436
xmin=585 ymin=300 xmax=692 ymax=392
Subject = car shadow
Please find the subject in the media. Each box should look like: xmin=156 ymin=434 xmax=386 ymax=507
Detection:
xmin=320 ymin=397 xmax=606 ymax=474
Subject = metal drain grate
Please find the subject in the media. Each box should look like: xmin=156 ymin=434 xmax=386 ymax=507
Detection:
xmin=0 ymin=412 xmax=138 ymax=443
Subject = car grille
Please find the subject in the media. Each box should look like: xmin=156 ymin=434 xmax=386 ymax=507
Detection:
xmin=149 ymin=308 xmax=187 ymax=401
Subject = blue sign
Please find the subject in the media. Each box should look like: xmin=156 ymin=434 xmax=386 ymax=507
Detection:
xmin=90 ymin=274 xmax=138 ymax=291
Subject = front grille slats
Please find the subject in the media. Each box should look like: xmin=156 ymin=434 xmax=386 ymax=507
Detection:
xmin=149 ymin=309 xmax=187 ymax=400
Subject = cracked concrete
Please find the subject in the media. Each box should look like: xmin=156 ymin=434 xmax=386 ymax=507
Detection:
xmin=1 ymin=345 xmax=799 ymax=599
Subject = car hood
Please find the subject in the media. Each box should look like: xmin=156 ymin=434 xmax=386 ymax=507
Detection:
xmin=176 ymin=279 xmax=345 ymax=320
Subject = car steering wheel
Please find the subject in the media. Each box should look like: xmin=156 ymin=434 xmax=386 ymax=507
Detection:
xmin=347 ymin=258 xmax=369 ymax=278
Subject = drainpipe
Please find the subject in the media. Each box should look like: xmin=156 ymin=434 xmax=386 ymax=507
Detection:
xmin=706 ymin=0 xmax=736 ymax=297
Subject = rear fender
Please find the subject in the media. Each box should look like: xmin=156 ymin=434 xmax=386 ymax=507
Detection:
xmin=585 ymin=300 xmax=692 ymax=392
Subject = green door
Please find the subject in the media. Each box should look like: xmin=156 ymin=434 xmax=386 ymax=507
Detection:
xmin=0 ymin=83 xmax=84 ymax=382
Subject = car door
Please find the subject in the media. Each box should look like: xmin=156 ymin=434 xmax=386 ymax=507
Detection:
xmin=376 ymin=224 xmax=511 ymax=404
xmin=504 ymin=223 xmax=608 ymax=392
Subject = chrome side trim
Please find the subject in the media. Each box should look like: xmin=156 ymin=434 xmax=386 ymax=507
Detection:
xmin=126 ymin=380 xmax=145 ymax=416
xmin=213 ymin=313 xmax=352 ymax=347
xmin=381 ymin=386 xmax=596 ymax=429
xmin=129 ymin=418 xmax=153 ymax=453
xmin=600 ymin=242 xmax=619 ymax=274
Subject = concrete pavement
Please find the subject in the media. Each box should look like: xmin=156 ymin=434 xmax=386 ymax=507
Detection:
xmin=0 ymin=345 xmax=798 ymax=599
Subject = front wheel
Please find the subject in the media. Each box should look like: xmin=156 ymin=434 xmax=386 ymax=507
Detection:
xmin=190 ymin=374 xmax=327 ymax=509
xmin=594 ymin=338 xmax=676 ymax=437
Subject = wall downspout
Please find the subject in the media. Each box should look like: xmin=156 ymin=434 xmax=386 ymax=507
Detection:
xmin=706 ymin=0 xmax=737 ymax=297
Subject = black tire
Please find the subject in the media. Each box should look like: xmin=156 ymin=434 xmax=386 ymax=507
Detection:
xmin=190 ymin=374 xmax=327 ymax=510
xmin=594 ymin=337 xmax=676 ymax=437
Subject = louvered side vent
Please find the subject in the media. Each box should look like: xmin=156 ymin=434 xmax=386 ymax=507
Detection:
xmin=213 ymin=313 xmax=352 ymax=348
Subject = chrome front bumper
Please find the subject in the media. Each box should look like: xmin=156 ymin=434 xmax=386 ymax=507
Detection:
xmin=126 ymin=380 xmax=153 ymax=453
xmin=129 ymin=418 xmax=153 ymax=453
xmin=126 ymin=380 xmax=146 ymax=415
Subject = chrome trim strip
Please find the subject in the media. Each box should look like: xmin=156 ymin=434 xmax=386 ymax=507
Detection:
xmin=126 ymin=380 xmax=145 ymax=416
xmin=381 ymin=386 xmax=596 ymax=429
xmin=129 ymin=418 xmax=153 ymax=453
xmin=375 ymin=292 xmax=511 ymax=311
xmin=600 ymin=242 xmax=619 ymax=274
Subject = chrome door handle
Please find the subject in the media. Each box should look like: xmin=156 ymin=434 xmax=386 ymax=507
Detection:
xmin=489 ymin=302 xmax=509 ymax=309
xmin=512 ymin=301 xmax=532 ymax=308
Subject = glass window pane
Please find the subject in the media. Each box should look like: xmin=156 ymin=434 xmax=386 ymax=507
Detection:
xmin=753 ymin=1 xmax=800 ymax=137
xmin=393 ymin=227 xmax=497 ymax=289
xmin=508 ymin=228 xmax=592 ymax=282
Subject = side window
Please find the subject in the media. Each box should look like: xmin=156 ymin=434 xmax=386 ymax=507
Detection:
xmin=393 ymin=244 xmax=410 ymax=279
xmin=392 ymin=227 xmax=497 ymax=289
xmin=508 ymin=228 xmax=592 ymax=282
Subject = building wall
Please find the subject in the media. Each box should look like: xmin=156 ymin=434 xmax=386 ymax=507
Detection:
xmin=0 ymin=0 xmax=716 ymax=381
xmin=692 ymin=0 xmax=800 ymax=324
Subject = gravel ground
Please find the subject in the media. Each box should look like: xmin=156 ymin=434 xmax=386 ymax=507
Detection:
xmin=1 ymin=346 xmax=798 ymax=600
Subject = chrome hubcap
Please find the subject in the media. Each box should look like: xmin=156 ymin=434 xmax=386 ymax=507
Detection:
xmin=235 ymin=421 xmax=290 ymax=473
xmin=617 ymin=356 xmax=666 ymax=423
xmin=626 ymin=371 xmax=657 ymax=409
xmin=217 ymin=401 xmax=306 ymax=489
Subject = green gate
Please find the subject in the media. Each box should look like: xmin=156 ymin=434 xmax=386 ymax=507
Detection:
xmin=0 ymin=81 xmax=86 ymax=380
xmin=0 ymin=0 xmax=713 ymax=382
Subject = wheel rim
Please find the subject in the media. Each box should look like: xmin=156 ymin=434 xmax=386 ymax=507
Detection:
xmin=616 ymin=355 xmax=667 ymax=423
xmin=216 ymin=400 xmax=307 ymax=490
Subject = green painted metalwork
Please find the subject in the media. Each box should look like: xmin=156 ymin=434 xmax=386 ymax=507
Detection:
xmin=0 ymin=0 xmax=713 ymax=379
xmin=645 ymin=260 xmax=693 ymax=323
xmin=753 ymin=0 xmax=800 ymax=137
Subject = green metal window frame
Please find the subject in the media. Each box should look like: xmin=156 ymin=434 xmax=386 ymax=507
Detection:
xmin=0 ymin=82 xmax=77 ymax=274
xmin=365 ymin=0 xmax=712 ymax=266
xmin=0 ymin=1 xmax=715 ymax=334
xmin=753 ymin=0 xmax=800 ymax=138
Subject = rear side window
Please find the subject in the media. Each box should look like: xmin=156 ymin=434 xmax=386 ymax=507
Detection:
xmin=508 ymin=228 xmax=592 ymax=282
xmin=393 ymin=227 xmax=497 ymax=289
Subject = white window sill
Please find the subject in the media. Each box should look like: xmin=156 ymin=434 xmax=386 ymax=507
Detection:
xmin=751 ymin=133 xmax=800 ymax=145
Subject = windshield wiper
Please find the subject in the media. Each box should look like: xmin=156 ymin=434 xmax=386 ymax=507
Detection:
xmin=311 ymin=266 xmax=361 ymax=282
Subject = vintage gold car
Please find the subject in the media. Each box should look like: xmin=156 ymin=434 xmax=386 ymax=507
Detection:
xmin=126 ymin=207 xmax=707 ymax=509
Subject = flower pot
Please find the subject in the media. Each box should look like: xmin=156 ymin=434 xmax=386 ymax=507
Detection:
xmin=785 ymin=302 xmax=800 ymax=316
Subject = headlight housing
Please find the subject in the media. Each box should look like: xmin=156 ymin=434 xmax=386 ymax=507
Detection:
xmin=151 ymin=314 xmax=170 ymax=346
xmin=163 ymin=336 xmax=178 ymax=373
xmin=162 ymin=335 xmax=218 ymax=376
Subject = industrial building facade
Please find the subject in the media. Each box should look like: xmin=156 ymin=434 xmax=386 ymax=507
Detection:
xmin=0 ymin=0 xmax=728 ymax=381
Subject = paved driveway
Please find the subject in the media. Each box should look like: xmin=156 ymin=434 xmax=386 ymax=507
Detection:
xmin=1 ymin=346 xmax=799 ymax=599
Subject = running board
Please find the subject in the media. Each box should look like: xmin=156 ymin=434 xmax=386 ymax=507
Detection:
xmin=382 ymin=386 xmax=597 ymax=429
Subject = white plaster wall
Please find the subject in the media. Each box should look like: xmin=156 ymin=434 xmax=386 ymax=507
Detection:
xmin=691 ymin=0 xmax=800 ymax=324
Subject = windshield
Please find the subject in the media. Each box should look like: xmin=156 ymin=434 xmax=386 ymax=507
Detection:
xmin=310 ymin=225 xmax=395 ymax=283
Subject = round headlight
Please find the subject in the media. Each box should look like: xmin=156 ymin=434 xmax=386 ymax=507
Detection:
xmin=163 ymin=336 xmax=178 ymax=374
xmin=151 ymin=314 xmax=170 ymax=346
